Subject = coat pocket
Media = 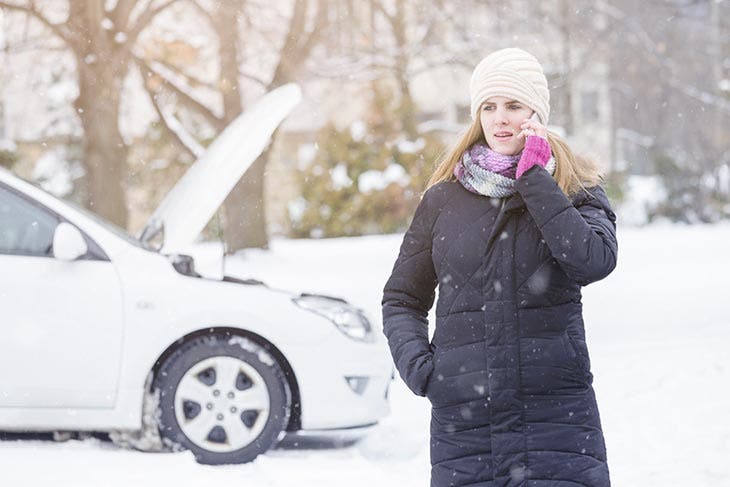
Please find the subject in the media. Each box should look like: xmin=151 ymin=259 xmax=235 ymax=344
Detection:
xmin=520 ymin=333 xmax=588 ymax=395
xmin=424 ymin=343 xmax=438 ymax=397
xmin=563 ymin=332 xmax=591 ymax=380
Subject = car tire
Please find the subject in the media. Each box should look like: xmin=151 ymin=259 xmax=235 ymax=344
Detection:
xmin=154 ymin=333 xmax=290 ymax=464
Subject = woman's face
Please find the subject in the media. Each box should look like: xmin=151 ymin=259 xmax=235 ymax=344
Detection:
xmin=479 ymin=96 xmax=534 ymax=155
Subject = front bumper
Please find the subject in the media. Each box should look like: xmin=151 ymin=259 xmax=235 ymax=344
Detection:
xmin=292 ymin=331 xmax=394 ymax=431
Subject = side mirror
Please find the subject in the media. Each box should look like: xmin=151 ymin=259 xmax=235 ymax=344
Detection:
xmin=53 ymin=222 xmax=88 ymax=261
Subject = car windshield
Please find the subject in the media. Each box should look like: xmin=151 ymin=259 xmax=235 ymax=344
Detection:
xmin=13 ymin=174 xmax=152 ymax=251
xmin=61 ymin=197 xmax=151 ymax=250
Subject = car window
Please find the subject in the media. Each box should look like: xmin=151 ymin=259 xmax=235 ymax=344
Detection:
xmin=7 ymin=174 xmax=149 ymax=251
xmin=0 ymin=185 xmax=59 ymax=257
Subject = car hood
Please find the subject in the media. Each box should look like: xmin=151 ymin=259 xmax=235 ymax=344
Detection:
xmin=140 ymin=83 xmax=302 ymax=254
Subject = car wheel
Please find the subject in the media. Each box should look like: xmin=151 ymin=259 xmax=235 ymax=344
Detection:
xmin=154 ymin=333 xmax=290 ymax=464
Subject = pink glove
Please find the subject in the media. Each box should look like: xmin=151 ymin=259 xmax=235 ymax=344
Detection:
xmin=516 ymin=135 xmax=551 ymax=179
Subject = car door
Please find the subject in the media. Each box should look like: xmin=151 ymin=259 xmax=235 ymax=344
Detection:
xmin=0 ymin=183 xmax=124 ymax=409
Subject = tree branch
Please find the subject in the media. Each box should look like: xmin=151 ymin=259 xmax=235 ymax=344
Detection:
xmin=109 ymin=0 xmax=139 ymax=32
xmin=269 ymin=0 xmax=329 ymax=88
xmin=279 ymin=0 xmax=309 ymax=58
xmin=137 ymin=64 xmax=202 ymax=160
xmin=154 ymin=57 xmax=218 ymax=91
xmin=83 ymin=0 xmax=108 ymax=50
xmin=185 ymin=0 xmax=213 ymax=24
xmin=114 ymin=0 xmax=180 ymax=64
xmin=0 ymin=0 xmax=70 ymax=44
xmin=135 ymin=55 xmax=225 ymax=131
xmin=371 ymin=0 xmax=395 ymax=24
xmin=238 ymin=70 xmax=268 ymax=88
xmin=296 ymin=0 xmax=329 ymax=60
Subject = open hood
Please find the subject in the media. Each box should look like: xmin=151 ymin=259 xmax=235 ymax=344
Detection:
xmin=140 ymin=83 xmax=302 ymax=254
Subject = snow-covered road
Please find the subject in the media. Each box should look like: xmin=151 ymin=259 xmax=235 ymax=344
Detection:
xmin=2 ymin=223 xmax=728 ymax=486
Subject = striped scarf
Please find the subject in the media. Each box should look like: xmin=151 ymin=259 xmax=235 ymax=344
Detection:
xmin=454 ymin=142 xmax=556 ymax=198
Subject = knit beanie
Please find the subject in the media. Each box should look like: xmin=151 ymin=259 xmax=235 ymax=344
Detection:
xmin=469 ymin=47 xmax=550 ymax=125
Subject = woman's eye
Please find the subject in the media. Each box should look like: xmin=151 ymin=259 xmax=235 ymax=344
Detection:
xmin=483 ymin=105 xmax=522 ymax=111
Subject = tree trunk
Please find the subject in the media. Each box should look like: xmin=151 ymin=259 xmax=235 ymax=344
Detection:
xmin=223 ymin=0 xmax=327 ymax=251
xmin=75 ymin=57 xmax=129 ymax=227
xmin=224 ymin=150 xmax=270 ymax=251
xmin=559 ymin=0 xmax=574 ymax=136
xmin=210 ymin=0 xmax=270 ymax=252
xmin=392 ymin=0 xmax=418 ymax=139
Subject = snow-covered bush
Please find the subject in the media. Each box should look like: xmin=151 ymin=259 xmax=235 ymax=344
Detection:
xmin=288 ymin=85 xmax=444 ymax=238
xmin=647 ymin=151 xmax=730 ymax=224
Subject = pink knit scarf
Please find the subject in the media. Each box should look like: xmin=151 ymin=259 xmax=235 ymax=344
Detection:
xmin=456 ymin=142 xmax=520 ymax=179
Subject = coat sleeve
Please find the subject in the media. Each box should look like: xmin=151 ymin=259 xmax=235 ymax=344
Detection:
xmin=382 ymin=187 xmax=440 ymax=397
xmin=515 ymin=165 xmax=618 ymax=286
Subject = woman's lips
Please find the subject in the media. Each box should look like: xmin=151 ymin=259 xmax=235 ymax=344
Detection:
xmin=494 ymin=132 xmax=513 ymax=140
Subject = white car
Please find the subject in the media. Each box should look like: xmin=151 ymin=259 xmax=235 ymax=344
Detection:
xmin=0 ymin=85 xmax=392 ymax=464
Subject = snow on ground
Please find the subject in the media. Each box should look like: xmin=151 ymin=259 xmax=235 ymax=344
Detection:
xmin=2 ymin=223 xmax=729 ymax=486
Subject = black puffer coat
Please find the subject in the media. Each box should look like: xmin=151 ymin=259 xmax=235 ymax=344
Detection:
xmin=382 ymin=164 xmax=617 ymax=487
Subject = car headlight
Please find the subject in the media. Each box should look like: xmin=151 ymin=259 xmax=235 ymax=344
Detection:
xmin=293 ymin=294 xmax=375 ymax=342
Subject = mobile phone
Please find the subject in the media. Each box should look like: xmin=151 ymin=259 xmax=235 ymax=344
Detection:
xmin=530 ymin=113 xmax=540 ymax=123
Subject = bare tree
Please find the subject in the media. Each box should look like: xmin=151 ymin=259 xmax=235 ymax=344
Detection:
xmin=135 ymin=0 xmax=329 ymax=250
xmin=0 ymin=0 xmax=181 ymax=226
xmin=227 ymin=0 xmax=328 ymax=250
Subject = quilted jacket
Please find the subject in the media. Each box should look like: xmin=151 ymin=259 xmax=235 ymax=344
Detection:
xmin=382 ymin=164 xmax=617 ymax=486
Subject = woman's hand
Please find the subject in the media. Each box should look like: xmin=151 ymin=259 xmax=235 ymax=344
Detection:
xmin=518 ymin=116 xmax=548 ymax=140
xmin=516 ymin=129 xmax=552 ymax=179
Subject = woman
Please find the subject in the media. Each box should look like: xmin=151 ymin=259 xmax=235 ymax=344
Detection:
xmin=382 ymin=47 xmax=617 ymax=487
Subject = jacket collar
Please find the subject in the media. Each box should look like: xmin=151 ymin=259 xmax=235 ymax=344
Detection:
xmin=503 ymin=192 xmax=526 ymax=213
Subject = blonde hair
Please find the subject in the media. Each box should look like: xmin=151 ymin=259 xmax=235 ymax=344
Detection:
xmin=427 ymin=117 xmax=603 ymax=197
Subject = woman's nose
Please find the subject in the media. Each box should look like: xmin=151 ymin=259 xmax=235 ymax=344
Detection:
xmin=491 ymin=107 xmax=509 ymax=125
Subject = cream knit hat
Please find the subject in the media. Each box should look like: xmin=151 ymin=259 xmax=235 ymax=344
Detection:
xmin=469 ymin=47 xmax=550 ymax=125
